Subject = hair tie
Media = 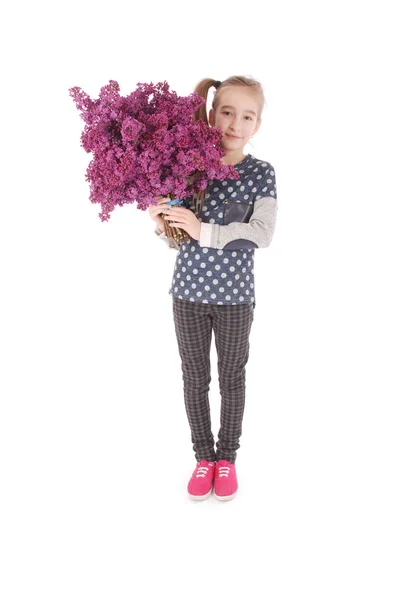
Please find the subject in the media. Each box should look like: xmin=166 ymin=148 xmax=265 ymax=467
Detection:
xmin=215 ymin=80 xmax=221 ymax=89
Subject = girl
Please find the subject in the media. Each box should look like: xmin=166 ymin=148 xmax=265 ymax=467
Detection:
xmin=148 ymin=76 xmax=277 ymax=501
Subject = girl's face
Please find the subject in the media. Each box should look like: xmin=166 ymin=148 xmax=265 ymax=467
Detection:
xmin=209 ymin=86 xmax=261 ymax=154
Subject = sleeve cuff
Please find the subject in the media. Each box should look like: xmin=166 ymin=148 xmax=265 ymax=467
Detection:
xmin=155 ymin=227 xmax=167 ymax=239
xmin=199 ymin=222 xmax=214 ymax=247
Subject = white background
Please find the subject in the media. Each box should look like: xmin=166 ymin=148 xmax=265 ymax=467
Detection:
xmin=1 ymin=0 xmax=400 ymax=598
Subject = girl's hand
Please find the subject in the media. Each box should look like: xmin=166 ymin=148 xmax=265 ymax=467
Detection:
xmin=163 ymin=206 xmax=202 ymax=241
xmin=148 ymin=196 xmax=170 ymax=233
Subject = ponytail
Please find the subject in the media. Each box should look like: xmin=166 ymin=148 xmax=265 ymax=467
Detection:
xmin=191 ymin=78 xmax=220 ymax=212
xmin=193 ymin=78 xmax=221 ymax=123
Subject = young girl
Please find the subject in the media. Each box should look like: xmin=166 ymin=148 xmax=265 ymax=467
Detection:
xmin=148 ymin=76 xmax=277 ymax=501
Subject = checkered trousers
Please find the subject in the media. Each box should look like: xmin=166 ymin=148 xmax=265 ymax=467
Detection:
xmin=172 ymin=297 xmax=255 ymax=463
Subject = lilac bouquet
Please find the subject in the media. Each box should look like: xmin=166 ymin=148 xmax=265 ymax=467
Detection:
xmin=69 ymin=80 xmax=238 ymax=241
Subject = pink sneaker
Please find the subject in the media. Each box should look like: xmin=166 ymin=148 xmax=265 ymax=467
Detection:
xmin=214 ymin=460 xmax=238 ymax=501
xmin=187 ymin=460 xmax=216 ymax=500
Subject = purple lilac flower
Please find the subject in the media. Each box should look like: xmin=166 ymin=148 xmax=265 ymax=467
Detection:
xmin=69 ymin=80 xmax=238 ymax=221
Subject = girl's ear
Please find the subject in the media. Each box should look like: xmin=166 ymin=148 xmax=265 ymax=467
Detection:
xmin=208 ymin=108 xmax=215 ymax=126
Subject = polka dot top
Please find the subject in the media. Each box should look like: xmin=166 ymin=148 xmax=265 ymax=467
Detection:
xmin=169 ymin=154 xmax=276 ymax=306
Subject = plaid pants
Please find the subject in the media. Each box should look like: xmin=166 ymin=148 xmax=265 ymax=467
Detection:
xmin=172 ymin=297 xmax=254 ymax=463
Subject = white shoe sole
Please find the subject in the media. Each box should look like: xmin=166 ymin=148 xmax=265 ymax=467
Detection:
xmin=214 ymin=490 xmax=237 ymax=501
xmin=188 ymin=488 xmax=213 ymax=501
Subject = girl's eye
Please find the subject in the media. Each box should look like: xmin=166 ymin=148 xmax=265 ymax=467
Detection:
xmin=245 ymin=116 xmax=253 ymax=121
xmin=223 ymin=111 xmax=231 ymax=115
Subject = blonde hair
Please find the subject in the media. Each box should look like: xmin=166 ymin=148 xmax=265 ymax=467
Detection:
xmin=193 ymin=75 xmax=265 ymax=124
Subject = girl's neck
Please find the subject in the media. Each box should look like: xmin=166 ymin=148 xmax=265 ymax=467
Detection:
xmin=221 ymin=150 xmax=247 ymax=166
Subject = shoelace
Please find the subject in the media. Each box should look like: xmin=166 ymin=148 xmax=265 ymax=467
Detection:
xmin=217 ymin=466 xmax=231 ymax=478
xmin=195 ymin=463 xmax=215 ymax=478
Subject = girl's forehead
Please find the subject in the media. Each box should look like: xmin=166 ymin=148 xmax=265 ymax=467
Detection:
xmin=217 ymin=87 xmax=259 ymax=110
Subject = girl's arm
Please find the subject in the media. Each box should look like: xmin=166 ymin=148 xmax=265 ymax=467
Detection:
xmin=199 ymin=196 xmax=278 ymax=250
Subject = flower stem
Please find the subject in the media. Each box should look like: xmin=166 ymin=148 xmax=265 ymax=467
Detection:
xmin=162 ymin=214 xmax=189 ymax=247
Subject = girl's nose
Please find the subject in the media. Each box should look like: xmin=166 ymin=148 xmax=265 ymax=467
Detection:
xmin=230 ymin=117 xmax=241 ymax=131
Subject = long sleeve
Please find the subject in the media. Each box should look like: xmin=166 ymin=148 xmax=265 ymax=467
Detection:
xmin=155 ymin=226 xmax=185 ymax=250
xmin=199 ymin=195 xmax=278 ymax=250
xmin=155 ymin=227 xmax=176 ymax=249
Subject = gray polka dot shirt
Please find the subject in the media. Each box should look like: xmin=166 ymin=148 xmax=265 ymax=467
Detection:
xmin=157 ymin=154 xmax=277 ymax=306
